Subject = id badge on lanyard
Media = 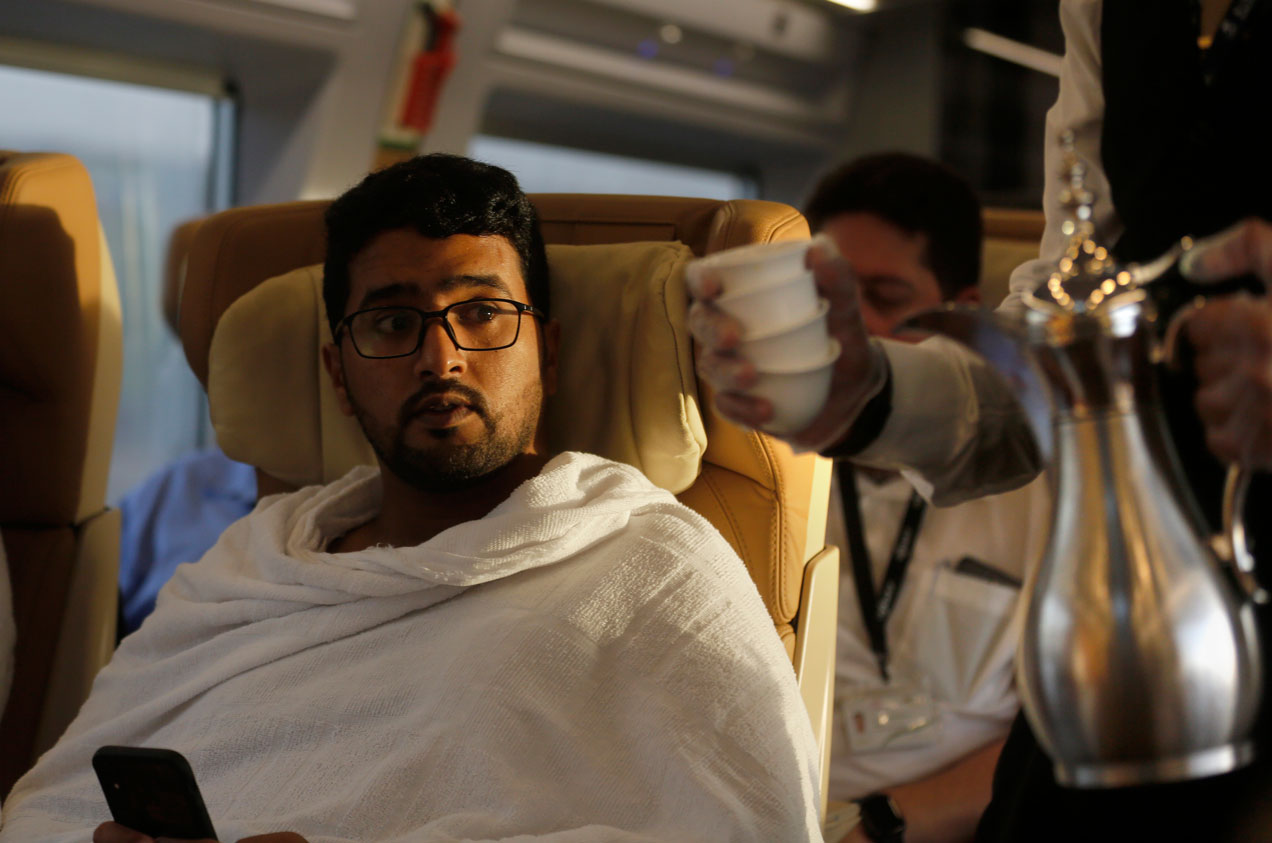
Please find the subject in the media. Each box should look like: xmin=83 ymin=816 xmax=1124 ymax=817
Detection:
xmin=838 ymin=463 xmax=942 ymax=754
xmin=840 ymin=673 xmax=942 ymax=754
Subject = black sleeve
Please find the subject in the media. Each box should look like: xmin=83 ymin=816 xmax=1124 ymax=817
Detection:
xmin=819 ymin=364 xmax=893 ymax=460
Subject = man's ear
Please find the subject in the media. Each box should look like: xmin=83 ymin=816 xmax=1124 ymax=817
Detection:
xmin=321 ymin=342 xmax=356 ymax=417
xmin=540 ymin=319 xmax=561 ymax=397
xmin=952 ymin=285 xmax=982 ymax=306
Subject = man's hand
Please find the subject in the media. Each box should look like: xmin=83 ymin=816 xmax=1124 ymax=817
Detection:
xmin=93 ymin=822 xmax=308 ymax=843
xmin=1181 ymin=218 xmax=1272 ymax=285
xmin=688 ymin=235 xmax=884 ymax=451
xmin=1180 ymin=219 xmax=1272 ymax=469
xmin=1184 ymin=295 xmax=1272 ymax=468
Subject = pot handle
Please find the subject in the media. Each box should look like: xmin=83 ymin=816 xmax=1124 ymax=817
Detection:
xmin=1215 ymin=465 xmax=1269 ymax=605
xmin=1160 ymin=280 xmax=1267 ymax=604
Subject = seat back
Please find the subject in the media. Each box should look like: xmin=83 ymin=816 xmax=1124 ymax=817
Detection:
xmin=0 ymin=151 xmax=123 ymax=795
xmin=162 ymin=217 xmax=205 ymax=336
xmin=980 ymin=207 xmax=1046 ymax=306
xmin=180 ymin=194 xmax=838 ymax=809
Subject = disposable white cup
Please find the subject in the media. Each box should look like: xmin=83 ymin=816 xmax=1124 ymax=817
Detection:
xmin=687 ymin=239 xmax=813 ymax=298
xmin=713 ymin=270 xmax=819 ymax=338
xmin=737 ymin=299 xmax=831 ymax=370
xmin=749 ymin=340 xmax=840 ymax=434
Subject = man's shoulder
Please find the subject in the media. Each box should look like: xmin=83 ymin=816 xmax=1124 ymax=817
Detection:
xmin=532 ymin=458 xmax=787 ymax=682
xmin=566 ymin=453 xmax=736 ymax=549
xmin=540 ymin=451 xmax=700 ymax=522
xmin=542 ymin=452 xmax=752 ymax=589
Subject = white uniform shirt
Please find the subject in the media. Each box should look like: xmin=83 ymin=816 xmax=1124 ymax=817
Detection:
xmin=826 ymin=470 xmax=1051 ymax=800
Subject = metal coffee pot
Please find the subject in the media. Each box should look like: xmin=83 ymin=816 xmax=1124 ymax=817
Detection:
xmin=905 ymin=146 xmax=1265 ymax=787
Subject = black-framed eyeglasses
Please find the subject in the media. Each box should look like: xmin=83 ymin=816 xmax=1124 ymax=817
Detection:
xmin=334 ymin=298 xmax=546 ymax=359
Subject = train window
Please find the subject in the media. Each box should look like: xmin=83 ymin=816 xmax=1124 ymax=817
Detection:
xmin=0 ymin=61 xmax=235 ymax=503
xmin=469 ymin=135 xmax=757 ymax=200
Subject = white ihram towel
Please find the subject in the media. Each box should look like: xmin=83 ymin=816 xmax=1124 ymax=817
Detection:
xmin=1 ymin=452 xmax=821 ymax=842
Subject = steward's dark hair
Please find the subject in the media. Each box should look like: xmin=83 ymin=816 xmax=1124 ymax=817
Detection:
xmin=803 ymin=152 xmax=982 ymax=298
xmin=323 ymin=153 xmax=549 ymax=333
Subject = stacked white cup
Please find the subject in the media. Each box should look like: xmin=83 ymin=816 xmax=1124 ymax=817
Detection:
xmin=687 ymin=238 xmax=839 ymax=433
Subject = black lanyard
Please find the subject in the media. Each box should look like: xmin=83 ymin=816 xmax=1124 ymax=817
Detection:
xmin=1198 ymin=0 xmax=1262 ymax=86
xmin=837 ymin=462 xmax=927 ymax=683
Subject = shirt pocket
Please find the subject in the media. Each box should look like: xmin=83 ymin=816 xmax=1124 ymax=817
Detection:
xmin=891 ymin=559 xmax=1021 ymax=707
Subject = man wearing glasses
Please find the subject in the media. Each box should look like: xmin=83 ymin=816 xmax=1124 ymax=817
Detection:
xmin=2 ymin=155 xmax=820 ymax=842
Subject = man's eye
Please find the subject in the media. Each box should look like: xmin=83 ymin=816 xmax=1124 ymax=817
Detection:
xmin=864 ymin=287 xmax=912 ymax=312
xmin=374 ymin=312 xmax=416 ymax=334
xmin=454 ymin=302 xmax=500 ymax=324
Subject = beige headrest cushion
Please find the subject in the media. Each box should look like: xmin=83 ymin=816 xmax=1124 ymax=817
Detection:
xmin=0 ymin=152 xmax=121 ymax=525
xmin=980 ymin=237 xmax=1040 ymax=308
xmin=208 ymin=241 xmax=706 ymax=493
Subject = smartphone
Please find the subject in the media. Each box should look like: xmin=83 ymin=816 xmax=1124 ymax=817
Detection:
xmin=92 ymin=746 xmax=218 ymax=841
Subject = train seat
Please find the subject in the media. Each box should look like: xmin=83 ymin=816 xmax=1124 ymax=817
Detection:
xmin=981 ymin=207 xmax=1046 ymax=306
xmin=161 ymin=216 xmax=205 ymax=336
xmin=179 ymin=194 xmax=839 ymax=813
xmin=0 ymin=151 xmax=124 ymax=796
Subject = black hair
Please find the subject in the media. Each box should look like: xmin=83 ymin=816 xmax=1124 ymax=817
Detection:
xmin=803 ymin=152 xmax=982 ymax=298
xmin=323 ymin=153 xmax=549 ymax=333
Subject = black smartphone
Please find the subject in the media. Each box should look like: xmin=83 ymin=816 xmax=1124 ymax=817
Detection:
xmin=92 ymin=746 xmax=218 ymax=841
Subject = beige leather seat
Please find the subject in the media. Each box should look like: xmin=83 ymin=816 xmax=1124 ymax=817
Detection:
xmin=980 ymin=207 xmax=1046 ymax=306
xmin=162 ymin=217 xmax=205 ymax=336
xmin=0 ymin=151 xmax=123 ymax=796
xmin=179 ymin=194 xmax=840 ymax=811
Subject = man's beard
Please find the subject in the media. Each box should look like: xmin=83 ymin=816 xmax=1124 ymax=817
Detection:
xmin=350 ymin=379 xmax=540 ymax=493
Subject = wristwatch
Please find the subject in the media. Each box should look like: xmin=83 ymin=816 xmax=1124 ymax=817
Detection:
xmin=855 ymin=793 xmax=905 ymax=843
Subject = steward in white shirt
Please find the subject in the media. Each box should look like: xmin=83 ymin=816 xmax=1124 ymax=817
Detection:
xmin=803 ymin=154 xmax=1049 ymax=843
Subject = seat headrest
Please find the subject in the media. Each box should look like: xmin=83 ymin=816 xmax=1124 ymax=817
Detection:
xmin=208 ymin=241 xmax=706 ymax=493
xmin=980 ymin=207 xmax=1045 ymax=307
xmin=162 ymin=217 xmax=205 ymax=336
xmin=0 ymin=152 xmax=120 ymax=525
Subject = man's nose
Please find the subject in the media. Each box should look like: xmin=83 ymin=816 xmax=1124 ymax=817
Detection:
xmin=413 ymin=318 xmax=466 ymax=377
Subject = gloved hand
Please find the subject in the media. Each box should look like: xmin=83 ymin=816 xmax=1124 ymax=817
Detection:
xmin=688 ymin=234 xmax=887 ymax=452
